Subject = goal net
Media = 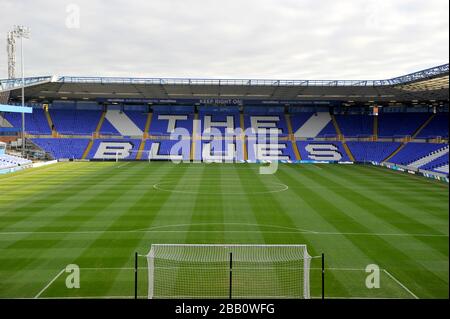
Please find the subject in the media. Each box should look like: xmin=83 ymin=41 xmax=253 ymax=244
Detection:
xmin=146 ymin=244 xmax=311 ymax=299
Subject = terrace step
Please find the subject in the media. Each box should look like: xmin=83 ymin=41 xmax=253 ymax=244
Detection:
xmin=373 ymin=115 xmax=378 ymax=140
xmin=82 ymin=139 xmax=94 ymax=159
xmin=94 ymin=111 xmax=107 ymax=137
xmin=143 ymin=112 xmax=153 ymax=139
xmin=342 ymin=143 xmax=355 ymax=162
xmin=44 ymin=109 xmax=57 ymax=137
xmin=285 ymin=114 xmax=301 ymax=160
xmin=190 ymin=112 xmax=199 ymax=161
xmin=383 ymin=143 xmax=406 ymax=163
xmin=136 ymin=140 xmax=146 ymax=160
xmin=331 ymin=114 xmax=355 ymax=161
xmin=240 ymin=112 xmax=248 ymax=161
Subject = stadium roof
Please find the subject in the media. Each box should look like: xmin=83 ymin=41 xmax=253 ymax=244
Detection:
xmin=0 ymin=64 xmax=448 ymax=104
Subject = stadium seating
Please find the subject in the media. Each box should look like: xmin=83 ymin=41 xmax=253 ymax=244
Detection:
xmin=378 ymin=113 xmax=430 ymax=138
xmin=416 ymin=113 xmax=449 ymax=139
xmin=50 ymin=109 xmax=102 ymax=135
xmin=316 ymin=122 xmax=337 ymax=138
xmin=434 ymin=164 xmax=449 ymax=174
xmin=3 ymin=108 xmax=51 ymax=135
xmin=199 ymin=107 xmax=240 ymax=136
xmin=290 ymin=113 xmax=315 ymax=137
xmin=143 ymin=140 xmax=191 ymax=161
xmin=0 ymin=161 xmax=14 ymax=169
xmin=419 ymin=154 xmax=449 ymax=174
xmin=297 ymin=141 xmax=350 ymax=162
xmin=0 ymin=154 xmax=32 ymax=167
xmin=32 ymin=138 xmax=90 ymax=159
xmin=290 ymin=112 xmax=335 ymax=138
xmin=125 ymin=111 xmax=148 ymax=132
xmin=248 ymin=140 xmax=294 ymax=162
xmin=87 ymin=139 xmax=142 ymax=160
xmin=389 ymin=143 xmax=448 ymax=166
xmin=408 ymin=145 xmax=448 ymax=169
xmin=0 ymin=105 xmax=446 ymax=174
xmin=101 ymin=110 xmax=144 ymax=136
xmin=99 ymin=115 xmax=121 ymax=136
xmin=149 ymin=112 xmax=194 ymax=137
xmin=335 ymin=114 xmax=373 ymax=137
xmin=244 ymin=108 xmax=289 ymax=137
xmin=347 ymin=142 xmax=401 ymax=163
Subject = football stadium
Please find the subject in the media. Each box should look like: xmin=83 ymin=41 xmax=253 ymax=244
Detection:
xmin=0 ymin=0 xmax=449 ymax=305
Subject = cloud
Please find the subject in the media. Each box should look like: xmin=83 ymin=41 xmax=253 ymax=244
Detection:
xmin=0 ymin=0 xmax=448 ymax=80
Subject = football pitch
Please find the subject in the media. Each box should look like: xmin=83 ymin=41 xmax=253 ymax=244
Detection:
xmin=0 ymin=162 xmax=448 ymax=299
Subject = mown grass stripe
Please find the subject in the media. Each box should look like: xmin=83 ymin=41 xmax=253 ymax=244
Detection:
xmin=0 ymin=163 xmax=146 ymax=296
xmin=0 ymin=162 xmax=447 ymax=299
xmin=241 ymin=165 xmax=351 ymax=297
xmin=283 ymin=164 xmax=447 ymax=298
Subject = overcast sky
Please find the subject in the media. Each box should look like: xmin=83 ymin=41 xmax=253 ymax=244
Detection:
xmin=0 ymin=0 xmax=448 ymax=80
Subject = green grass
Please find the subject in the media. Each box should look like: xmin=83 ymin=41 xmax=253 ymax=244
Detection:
xmin=0 ymin=162 xmax=448 ymax=299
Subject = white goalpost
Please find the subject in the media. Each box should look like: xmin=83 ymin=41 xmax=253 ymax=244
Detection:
xmin=144 ymin=244 xmax=312 ymax=299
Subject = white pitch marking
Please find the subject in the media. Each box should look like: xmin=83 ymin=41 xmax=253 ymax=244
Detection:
xmin=382 ymin=269 xmax=419 ymax=299
xmin=0 ymin=224 xmax=446 ymax=238
xmin=152 ymin=182 xmax=289 ymax=195
xmin=34 ymin=268 xmax=66 ymax=299
xmin=9 ymin=266 xmax=416 ymax=300
xmin=117 ymin=162 xmax=131 ymax=168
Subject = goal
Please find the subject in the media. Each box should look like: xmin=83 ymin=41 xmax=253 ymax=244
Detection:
xmin=145 ymin=244 xmax=312 ymax=299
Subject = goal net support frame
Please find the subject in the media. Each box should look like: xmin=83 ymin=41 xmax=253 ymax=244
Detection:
xmin=137 ymin=244 xmax=318 ymax=299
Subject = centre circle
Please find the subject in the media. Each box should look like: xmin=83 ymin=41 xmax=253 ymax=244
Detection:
xmin=152 ymin=180 xmax=288 ymax=195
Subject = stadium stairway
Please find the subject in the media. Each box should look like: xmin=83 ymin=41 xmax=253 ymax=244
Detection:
xmin=331 ymin=114 xmax=355 ymax=162
xmin=44 ymin=109 xmax=57 ymax=137
xmin=285 ymin=114 xmax=301 ymax=160
xmin=382 ymin=114 xmax=437 ymax=163
xmin=408 ymin=145 xmax=449 ymax=169
xmin=82 ymin=139 xmax=94 ymax=159
xmin=136 ymin=112 xmax=153 ymax=160
xmin=94 ymin=110 xmax=107 ymax=137
xmin=144 ymin=112 xmax=153 ymax=139
xmin=82 ymin=110 xmax=107 ymax=159
xmin=191 ymin=112 xmax=199 ymax=161
xmin=383 ymin=143 xmax=406 ymax=163
xmin=240 ymin=112 xmax=248 ymax=161
xmin=136 ymin=140 xmax=147 ymax=160
xmin=373 ymin=115 xmax=378 ymax=140
xmin=412 ymin=113 xmax=436 ymax=139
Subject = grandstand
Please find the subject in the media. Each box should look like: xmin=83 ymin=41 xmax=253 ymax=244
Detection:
xmin=0 ymin=128 xmax=32 ymax=172
xmin=0 ymin=64 xmax=448 ymax=300
xmin=0 ymin=64 xmax=448 ymax=175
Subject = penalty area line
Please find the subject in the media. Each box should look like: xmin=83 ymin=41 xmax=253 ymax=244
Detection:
xmin=383 ymin=269 xmax=419 ymax=299
xmin=34 ymin=268 xmax=66 ymax=299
